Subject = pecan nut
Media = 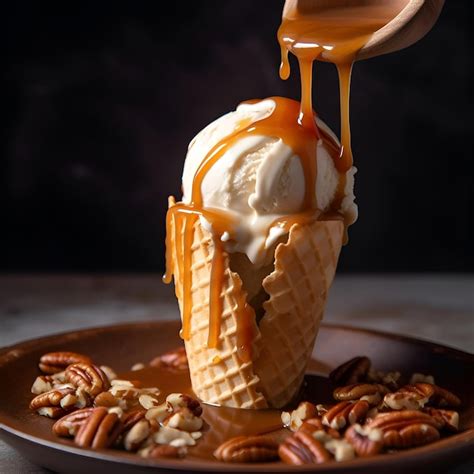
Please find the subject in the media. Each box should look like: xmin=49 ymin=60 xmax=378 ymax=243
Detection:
xmin=147 ymin=444 xmax=187 ymax=459
xmin=66 ymin=363 xmax=110 ymax=396
xmin=30 ymin=387 xmax=76 ymax=418
xmin=368 ymin=410 xmax=440 ymax=448
xmin=39 ymin=352 xmax=92 ymax=374
xmin=330 ymin=356 xmax=371 ymax=385
xmin=345 ymin=423 xmax=383 ymax=457
xmin=214 ymin=435 xmax=279 ymax=463
xmin=165 ymin=393 xmax=202 ymax=417
xmin=281 ymin=401 xmax=318 ymax=431
xmin=74 ymin=407 xmax=122 ymax=449
xmin=279 ymin=431 xmax=332 ymax=465
xmin=322 ymin=400 xmax=370 ymax=430
xmin=333 ymin=383 xmax=389 ymax=405
xmin=423 ymin=407 xmax=459 ymax=432
xmin=386 ymin=383 xmax=461 ymax=410
xmin=53 ymin=408 xmax=95 ymax=437
xmin=149 ymin=347 xmax=188 ymax=371
xmin=426 ymin=384 xmax=461 ymax=408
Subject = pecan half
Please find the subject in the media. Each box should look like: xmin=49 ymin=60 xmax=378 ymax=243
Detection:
xmin=39 ymin=352 xmax=92 ymax=374
xmin=345 ymin=423 xmax=383 ymax=457
xmin=214 ymin=435 xmax=279 ymax=463
xmin=423 ymin=408 xmax=459 ymax=432
xmin=74 ymin=407 xmax=122 ymax=449
xmin=322 ymin=400 xmax=370 ymax=430
xmin=368 ymin=410 xmax=440 ymax=449
xmin=53 ymin=408 xmax=95 ymax=437
xmin=66 ymin=363 xmax=110 ymax=396
xmin=388 ymin=384 xmax=461 ymax=409
xmin=279 ymin=431 xmax=332 ymax=465
xmin=30 ymin=387 xmax=76 ymax=418
xmin=333 ymin=384 xmax=389 ymax=405
xmin=149 ymin=347 xmax=188 ymax=371
xmin=147 ymin=444 xmax=187 ymax=459
xmin=329 ymin=356 xmax=371 ymax=385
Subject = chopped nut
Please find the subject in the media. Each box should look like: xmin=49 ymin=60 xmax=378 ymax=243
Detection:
xmin=124 ymin=419 xmax=150 ymax=451
xmin=138 ymin=394 xmax=159 ymax=410
xmin=153 ymin=426 xmax=197 ymax=446
xmin=165 ymin=393 xmax=202 ymax=417
xmin=31 ymin=376 xmax=54 ymax=395
xmin=107 ymin=406 xmax=124 ymax=418
xmin=164 ymin=407 xmax=203 ymax=432
xmin=131 ymin=363 xmax=146 ymax=371
xmin=281 ymin=401 xmax=317 ymax=431
xmin=60 ymin=394 xmax=78 ymax=409
xmin=146 ymin=403 xmax=171 ymax=424
xmin=325 ymin=438 xmax=355 ymax=461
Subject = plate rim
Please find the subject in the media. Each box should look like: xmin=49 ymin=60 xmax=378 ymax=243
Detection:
xmin=0 ymin=320 xmax=473 ymax=472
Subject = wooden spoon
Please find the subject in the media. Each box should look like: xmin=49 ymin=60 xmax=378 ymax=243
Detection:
xmin=282 ymin=0 xmax=445 ymax=61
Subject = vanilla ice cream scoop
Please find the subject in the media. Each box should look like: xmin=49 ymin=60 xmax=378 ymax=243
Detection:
xmin=182 ymin=98 xmax=357 ymax=267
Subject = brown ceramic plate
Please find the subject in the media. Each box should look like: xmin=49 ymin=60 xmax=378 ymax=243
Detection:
xmin=0 ymin=320 xmax=473 ymax=473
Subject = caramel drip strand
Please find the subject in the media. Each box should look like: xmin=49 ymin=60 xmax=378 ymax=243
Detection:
xmin=337 ymin=61 xmax=354 ymax=172
xmin=181 ymin=213 xmax=197 ymax=340
xmin=163 ymin=206 xmax=175 ymax=284
xmin=297 ymin=58 xmax=319 ymax=137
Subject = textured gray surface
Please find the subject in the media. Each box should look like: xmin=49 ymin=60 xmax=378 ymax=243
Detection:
xmin=0 ymin=274 xmax=473 ymax=473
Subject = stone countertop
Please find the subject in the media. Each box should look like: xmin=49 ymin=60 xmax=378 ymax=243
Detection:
xmin=0 ymin=274 xmax=473 ymax=472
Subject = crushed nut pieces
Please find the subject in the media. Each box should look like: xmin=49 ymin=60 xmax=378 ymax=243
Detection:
xmin=28 ymin=347 xmax=203 ymax=460
xmin=28 ymin=351 xmax=462 ymax=466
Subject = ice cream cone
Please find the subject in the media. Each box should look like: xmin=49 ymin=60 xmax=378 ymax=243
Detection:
xmin=169 ymin=204 xmax=344 ymax=409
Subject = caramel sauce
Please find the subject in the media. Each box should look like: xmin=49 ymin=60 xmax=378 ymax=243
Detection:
xmin=278 ymin=2 xmax=407 ymax=173
xmin=164 ymin=2 xmax=405 ymax=358
xmin=119 ymin=365 xmax=333 ymax=460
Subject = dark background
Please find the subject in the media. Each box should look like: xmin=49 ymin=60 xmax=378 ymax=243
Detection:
xmin=2 ymin=1 xmax=473 ymax=273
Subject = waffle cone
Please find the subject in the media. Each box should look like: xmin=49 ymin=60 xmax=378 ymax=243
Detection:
xmin=169 ymin=205 xmax=344 ymax=409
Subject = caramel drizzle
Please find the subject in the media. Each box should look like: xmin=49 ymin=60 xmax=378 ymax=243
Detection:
xmin=278 ymin=3 xmax=406 ymax=205
xmin=164 ymin=3 xmax=403 ymax=359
